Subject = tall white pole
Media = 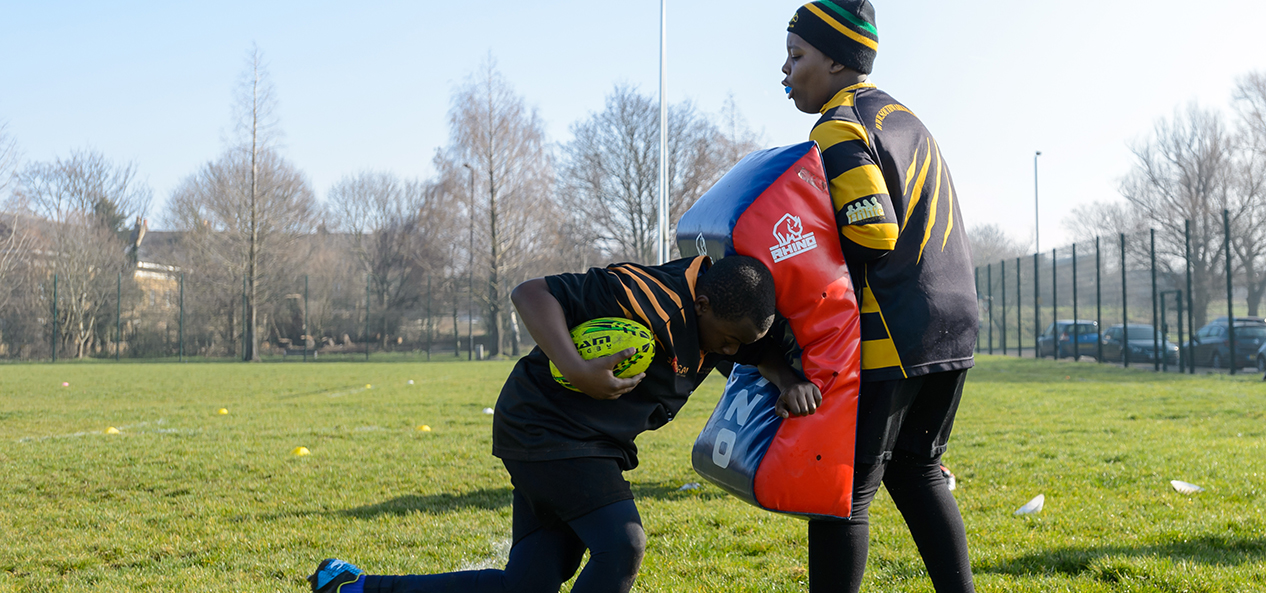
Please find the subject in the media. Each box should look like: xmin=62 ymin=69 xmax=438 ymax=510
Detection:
xmin=657 ymin=0 xmax=669 ymax=264
xmin=1034 ymin=151 xmax=1042 ymax=254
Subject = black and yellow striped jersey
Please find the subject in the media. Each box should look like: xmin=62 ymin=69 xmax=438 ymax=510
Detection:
xmin=810 ymin=83 xmax=977 ymax=381
xmin=493 ymin=256 xmax=750 ymax=471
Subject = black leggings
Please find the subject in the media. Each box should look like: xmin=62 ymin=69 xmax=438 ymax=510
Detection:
xmin=808 ymin=453 xmax=974 ymax=593
xmin=363 ymin=498 xmax=644 ymax=593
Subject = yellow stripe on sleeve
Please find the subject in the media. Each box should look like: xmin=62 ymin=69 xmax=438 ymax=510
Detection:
xmin=917 ymin=146 xmax=944 ymax=265
xmin=828 ymin=164 xmax=887 ymax=211
xmin=805 ymin=4 xmax=879 ymax=51
xmin=842 ymin=223 xmax=898 ymax=252
xmin=902 ymin=150 xmax=919 ymax=197
xmin=811 ymin=119 xmax=870 ymax=152
xmin=941 ymin=155 xmax=956 ymax=251
xmin=860 ymin=287 xmax=880 ymax=314
xmin=901 ymin=139 xmax=932 ymax=232
xmin=861 ymin=338 xmax=902 ymax=370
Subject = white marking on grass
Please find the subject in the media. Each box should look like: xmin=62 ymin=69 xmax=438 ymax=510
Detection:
xmin=458 ymin=538 xmax=511 ymax=570
xmin=326 ymin=386 xmax=371 ymax=398
xmin=17 ymin=419 xmax=177 ymax=443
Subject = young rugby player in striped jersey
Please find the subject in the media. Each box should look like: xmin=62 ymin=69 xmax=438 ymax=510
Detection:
xmin=309 ymin=255 xmax=776 ymax=593
xmin=776 ymin=1 xmax=979 ymax=592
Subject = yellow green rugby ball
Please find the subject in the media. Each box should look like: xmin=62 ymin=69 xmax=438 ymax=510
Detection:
xmin=549 ymin=317 xmax=655 ymax=391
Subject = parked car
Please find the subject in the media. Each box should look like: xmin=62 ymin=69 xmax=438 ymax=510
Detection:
xmin=1186 ymin=318 xmax=1266 ymax=369
xmin=1037 ymin=320 xmax=1099 ymax=358
xmin=1256 ymin=342 xmax=1266 ymax=374
xmin=1100 ymin=324 xmax=1179 ymax=365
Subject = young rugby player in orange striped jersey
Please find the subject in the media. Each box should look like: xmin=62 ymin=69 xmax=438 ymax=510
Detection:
xmin=309 ymin=256 xmax=776 ymax=593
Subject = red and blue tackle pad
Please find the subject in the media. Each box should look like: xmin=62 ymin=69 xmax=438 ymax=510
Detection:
xmin=677 ymin=141 xmax=861 ymax=519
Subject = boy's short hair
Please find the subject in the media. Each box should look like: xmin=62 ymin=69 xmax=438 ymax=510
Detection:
xmin=697 ymin=256 xmax=776 ymax=331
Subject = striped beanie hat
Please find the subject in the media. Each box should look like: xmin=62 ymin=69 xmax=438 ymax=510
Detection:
xmin=787 ymin=1 xmax=878 ymax=74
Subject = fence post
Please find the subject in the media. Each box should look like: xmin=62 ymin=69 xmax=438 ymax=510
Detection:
xmin=1072 ymin=243 xmax=1080 ymax=361
xmin=1052 ymin=248 xmax=1059 ymax=360
xmin=1185 ymin=220 xmax=1195 ymax=374
xmin=51 ymin=273 xmax=58 ymax=363
xmin=426 ymin=274 xmax=432 ymax=362
xmin=179 ymin=272 xmax=185 ymax=363
xmin=1160 ymin=292 xmax=1169 ymax=372
xmin=1224 ymin=209 xmax=1235 ymax=375
xmin=365 ymin=274 xmax=371 ymax=362
xmin=1001 ymin=259 xmax=1008 ymax=355
xmin=1034 ymin=252 xmax=1040 ymax=358
xmin=1121 ymin=233 xmax=1129 ymax=368
xmin=987 ymin=264 xmax=993 ymax=354
xmin=241 ymin=276 xmax=247 ymax=360
xmin=1017 ymin=256 xmax=1022 ymax=357
xmin=1096 ymin=237 xmax=1103 ymax=363
xmin=1151 ymin=229 xmax=1159 ymax=372
xmin=975 ymin=267 xmax=980 ymax=353
xmin=1176 ymin=292 xmax=1184 ymax=375
xmin=468 ymin=278 xmax=475 ymax=362
xmin=116 ymin=272 xmax=121 ymax=362
xmin=304 ymin=275 xmax=309 ymax=363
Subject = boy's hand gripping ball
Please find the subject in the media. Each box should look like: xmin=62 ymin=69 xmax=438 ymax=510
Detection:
xmin=550 ymin=318 xmax=655 ymax=391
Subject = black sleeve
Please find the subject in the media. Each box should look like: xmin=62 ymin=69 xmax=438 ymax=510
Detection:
xmin=543 ymin=268 xmax=626 ymax=329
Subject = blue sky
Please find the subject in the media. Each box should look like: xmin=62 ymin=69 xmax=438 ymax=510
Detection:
xmin=3 ymin=1 xmax=1265 ymax=249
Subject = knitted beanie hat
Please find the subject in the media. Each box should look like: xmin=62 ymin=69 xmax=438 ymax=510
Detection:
xmin=787 ymin=1 xmax=878 ymax=74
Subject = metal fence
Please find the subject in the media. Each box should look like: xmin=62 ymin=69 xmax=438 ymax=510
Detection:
xmin=5 ymin=269 xmax=502 ymax=363
xmin=974 ymin=212 xmax=1263 ymax=376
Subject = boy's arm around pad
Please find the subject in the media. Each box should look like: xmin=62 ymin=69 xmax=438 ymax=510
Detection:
xmin=757 ymin=346 xmax=822 ymax=419
xmin=511 ymin=278 xmax=645 ymax=400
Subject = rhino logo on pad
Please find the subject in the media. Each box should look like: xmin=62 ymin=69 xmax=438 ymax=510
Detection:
xmin=769 ymin=213 xmax=817 ymax=263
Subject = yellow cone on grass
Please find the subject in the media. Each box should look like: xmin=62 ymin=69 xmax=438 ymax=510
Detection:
xmin=291 ymin=446 xmax=310 ymax=456
xmin=217 ymin=408 xmax=229 ymax=415
xmin=417 ymin=425 xmax=432 ymax=432
xmin=365 ymin=384 xmax=372 ymax=389
xmin=104 ymin=427 xmax=120 ymax=435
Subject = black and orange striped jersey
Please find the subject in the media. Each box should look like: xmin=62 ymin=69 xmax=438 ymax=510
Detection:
xmin=810 ymin=83 xmax=977 ymax=381
xmin=493 ymin=256 xmax=747 ymax=470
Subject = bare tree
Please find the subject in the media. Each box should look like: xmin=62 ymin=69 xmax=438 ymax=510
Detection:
xmin=968 ymin=222 xmax=1030 ymax=268
xmin=437 ymin=58 xmax=558 ymax=357
xmin=558 ymin=86 xmax=757 ymax=263
xmin=327 ymin=172 xmax=457 ymax=346
xmin=165 ymin=46 xmax=316 ymax=360
xmin=1231 ymin=71 xmax=1266 ymax=315
xmin=17 ymin=151 xmax=150 ymax=358
xmin=0 ymin=121 xmax=18 ymax=199
xmin=1119 ymin=103 xmax=1235 ymax=327
xmin=0 ymin=123 xmax=29 ymax=321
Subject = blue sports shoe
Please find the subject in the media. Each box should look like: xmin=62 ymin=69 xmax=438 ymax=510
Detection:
xmin=308 ymin=558 xmax=364 ymax=593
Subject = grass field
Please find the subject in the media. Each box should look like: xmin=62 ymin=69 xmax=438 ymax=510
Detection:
xmin=1 ymin=357 xmax=1263 ymax=592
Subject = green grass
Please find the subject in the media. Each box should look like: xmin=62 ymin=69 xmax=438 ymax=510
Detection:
xmin=1 ymin=357 xmax=1263 ymax=592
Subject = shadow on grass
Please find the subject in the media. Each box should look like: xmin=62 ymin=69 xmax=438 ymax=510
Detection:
xmin=978 ymin=534 xmax=1266 ymax=578
xmin=341 ymin=482 xmax=729 ymax=518
xmin=632 ymin=480 xmax=730 ymax=502
xmin=340 ymin=488 xmax=514 ymax=518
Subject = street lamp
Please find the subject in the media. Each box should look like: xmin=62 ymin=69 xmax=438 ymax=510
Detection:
xmin=657 ymin=0 xmax=668 ymax=264
xmin=1034 ymin=151 xmax=1042 ymax=254
xmin=463 ymin=163 xmax=474 ymax=361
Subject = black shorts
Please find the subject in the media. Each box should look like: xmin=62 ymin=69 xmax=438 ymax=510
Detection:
xmin=502 ymin=457 xmax=635 ymax=535
xmin=854 ymin=369 xmax=968 ymax=465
